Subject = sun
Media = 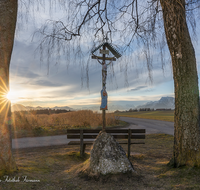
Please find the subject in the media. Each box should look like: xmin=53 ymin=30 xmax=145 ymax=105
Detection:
xmin=5 ymin=90 xmax=17 ymax=102
xmin=6 ymin=91 xmax=12 ymax=100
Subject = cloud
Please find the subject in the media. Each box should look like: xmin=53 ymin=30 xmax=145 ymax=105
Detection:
xmin=31 ymin=80 xmax=62 ymax=87
xmin=18 ymin=97 xmax=33 ymax=100
xmin=8 ymin=5 xmax=180 ymax=109
xmin=11 ymin=66 xmax=40 ymax=79
xmin=38 ymin=96 xmax=60 ymax=99
xmin=128 ymin=85 xmax=147 ymax=92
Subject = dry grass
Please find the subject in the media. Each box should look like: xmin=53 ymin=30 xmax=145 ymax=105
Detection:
xmin=116 ymin=110 xmax=174 ymax=122
xmin=12 ymin=110 xmax=119 ymax=129
xmin=11 ymin=110 xmax=123 ymax=138
xmin=1 ymin=134 xmax=200 ymax=190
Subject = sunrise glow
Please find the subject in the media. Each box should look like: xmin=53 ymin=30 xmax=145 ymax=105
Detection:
xmin=5 ymin=89 xmax=18 ymax=103
xmin=6 ymin=91 xmax=12 ymax=101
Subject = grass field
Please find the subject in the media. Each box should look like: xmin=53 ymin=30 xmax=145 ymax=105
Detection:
xmin=11 ymin=110 xmax=126 ymax=138
xmin=1 ymin=134 xmax=200 ymax=190
xmin=116 ymin=110 xmax=174 ymax=122
xmin=11 ymin=110 xmax=174 ymax=138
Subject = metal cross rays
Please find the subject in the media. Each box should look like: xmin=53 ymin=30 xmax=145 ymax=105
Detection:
xmin=91 ymin=41 xmax=121 ymax=131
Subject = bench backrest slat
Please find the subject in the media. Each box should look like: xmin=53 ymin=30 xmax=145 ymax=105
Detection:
xmin=67 ymin=129 xmax=145 ymax=134
xmin=67 ymin=134 xmax=145 ymax=139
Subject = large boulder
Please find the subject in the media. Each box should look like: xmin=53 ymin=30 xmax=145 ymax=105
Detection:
xmin=82 ymin=131 xmax=134 ymax=176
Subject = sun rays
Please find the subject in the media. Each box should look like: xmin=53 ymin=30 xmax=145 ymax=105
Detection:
xmin=0 ymin=76 xmax=11 ymax=115
xmin=0 ymin=76 xmax=16 ymax=140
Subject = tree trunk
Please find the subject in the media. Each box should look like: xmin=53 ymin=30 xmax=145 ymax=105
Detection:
xmin=160 ymin=0 xmax=200 ymax=167
xmin=0 ymin=0 xmax=18 ymax=174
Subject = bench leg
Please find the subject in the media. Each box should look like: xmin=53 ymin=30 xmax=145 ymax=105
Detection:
xmin=80 ymin=129 xmax=84 ymax=157
xmin=128 ymin=144 xmax=130 ymax=159
xmin=80 ymin=144 xmax=86 ymax=157
xmin=128 ymin=129 xmax=131 ymax=159
xmin=83 ymin=144 xmax=86 ymax=155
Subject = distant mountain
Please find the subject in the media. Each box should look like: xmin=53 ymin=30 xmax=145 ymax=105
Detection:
xmin=11 ymin=104 xmax=74 ymax=112
xmin=78 ymin=98 xmax=175 ymax=112
xmin=80 ymin=104 xmax=128 ymax=112
xmin=108 ymin=105 xmax=128 ymax=111
xmin=11 ymin=104 xmax=28 ymax=112
xmin=52 ymin=106 xmax=73 ymax=110
xmin=125 ymin=104 xmax=135 ymax=109
xmin=36 ymin=106 xmax=43 ymax=109
xmin=11 ymin=97 xmax=174 ymax=112
xmin=136 ymin=97 xmax=175 ymax=109
xmin=25 ymin=106 xmax=34 ymax=110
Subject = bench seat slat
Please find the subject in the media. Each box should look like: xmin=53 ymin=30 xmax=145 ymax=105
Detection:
xmin=115 ymin=135 xmax=145 ymax=139
xmin=67 ymin=129 xmax=100 ymax=133
xmin=119 ymin=142 xmax=145 ymax=144
xmin=67 ymin=135 xmax=97 ymax=139
xmin=68 ymin=141 xmax=94 ymax=145
xmin=68 ymin=141 xmax=145 ymax=145
xmin=106 ymin=129 xmax=145 ymax=133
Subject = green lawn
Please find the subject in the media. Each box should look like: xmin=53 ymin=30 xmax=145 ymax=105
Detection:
xmin=116 ymin=110 xmax=174 ymax=122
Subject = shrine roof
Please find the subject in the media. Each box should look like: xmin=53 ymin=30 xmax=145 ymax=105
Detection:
xmin=91 ymin=42 xmax=122 ymax=58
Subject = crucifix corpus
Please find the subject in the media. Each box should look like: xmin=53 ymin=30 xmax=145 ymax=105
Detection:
xmin=91 ymin=40 xmax=121 ymax=131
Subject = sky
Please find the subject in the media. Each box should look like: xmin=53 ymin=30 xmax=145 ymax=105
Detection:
xmin=8 ymin=1 xmax=200 ymax=111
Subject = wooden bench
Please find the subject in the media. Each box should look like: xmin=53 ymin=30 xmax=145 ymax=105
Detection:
xmin=67 ymin=129 xmax=145 ymax=158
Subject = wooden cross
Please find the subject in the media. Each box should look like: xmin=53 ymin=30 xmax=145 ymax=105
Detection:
xmin=91 ymin=41 xmax=121 ymax=131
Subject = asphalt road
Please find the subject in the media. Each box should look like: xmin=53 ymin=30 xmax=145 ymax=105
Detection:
xmin=119 ymin=117 xmax=174 ymax=135
xmin=12 ymin=135 xmax=68 ymax=149
xmin=12 ymin=117 xmax=174 ymax=149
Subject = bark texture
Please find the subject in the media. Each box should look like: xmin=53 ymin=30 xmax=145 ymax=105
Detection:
xmin=160 ymin=0 xmax=200 ymax=167
xmin=0 ymin=0 xmax=18 ymax=174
